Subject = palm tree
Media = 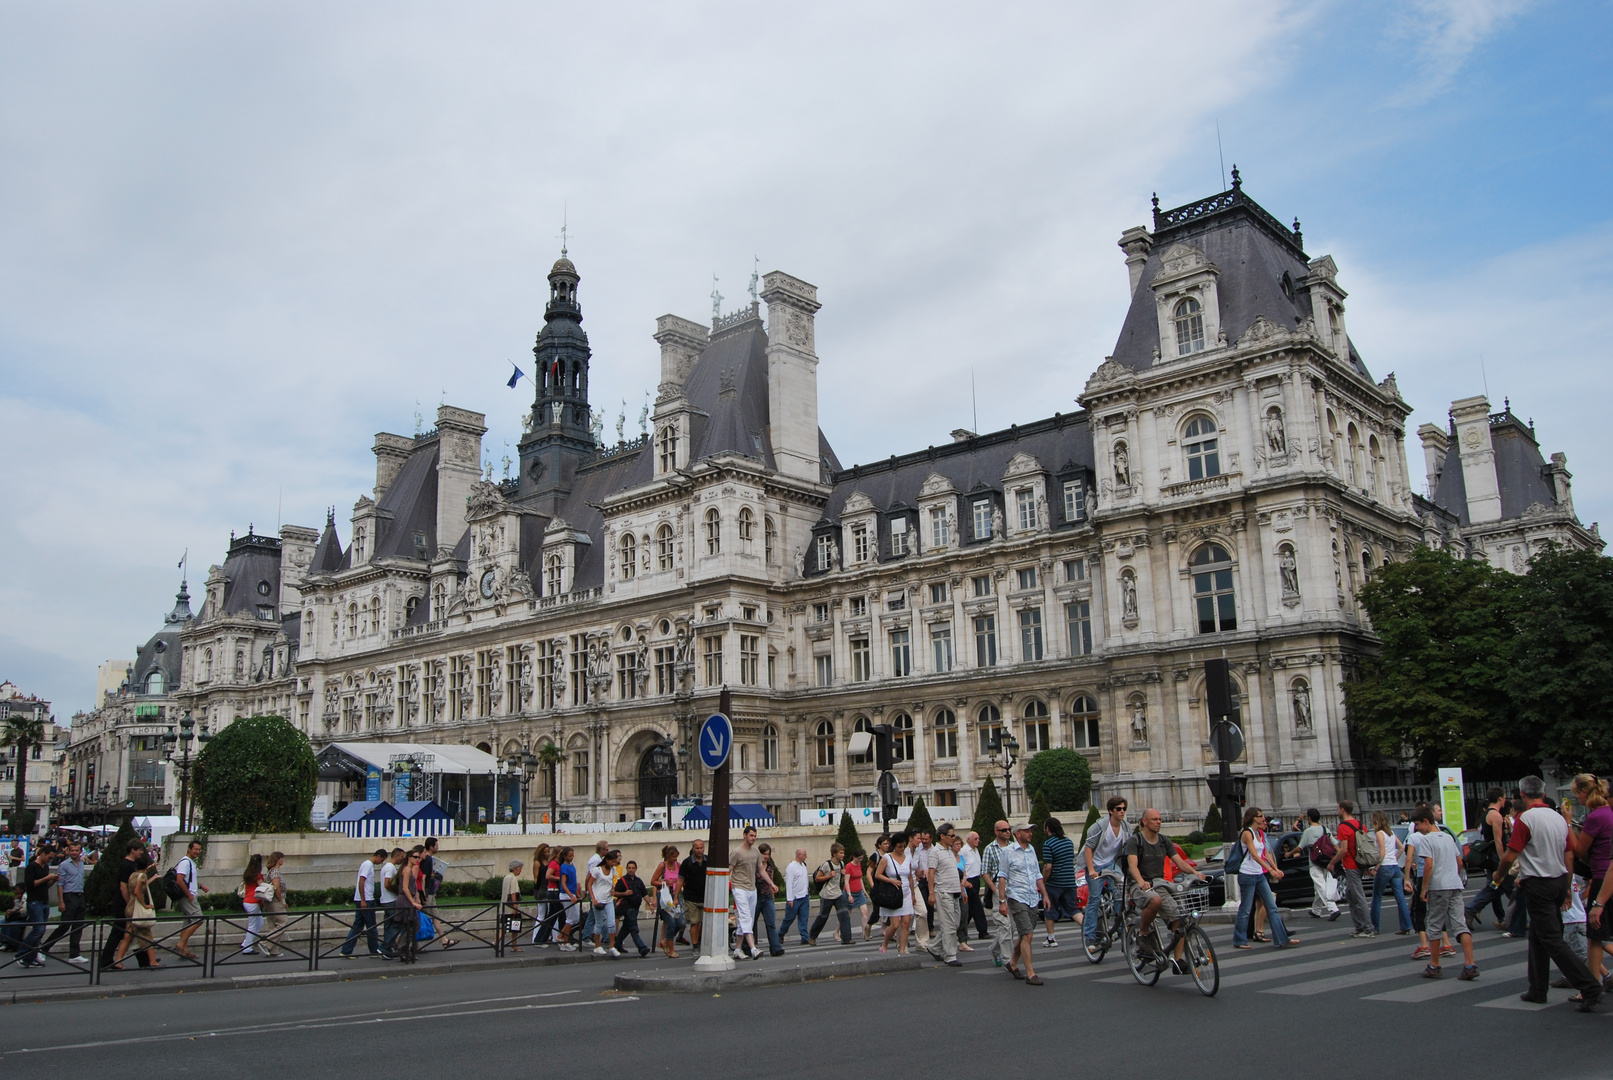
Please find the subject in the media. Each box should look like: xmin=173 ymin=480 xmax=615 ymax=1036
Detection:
xmin=534 ymin=742 xmax=565 ymax=832
xmin=1 ymin=706 xmax=45 ymax=829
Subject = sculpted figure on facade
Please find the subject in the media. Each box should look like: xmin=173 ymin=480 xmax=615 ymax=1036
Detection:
xmin=1121 ymin=570 xmax=1139 ymax=622
xmin=1292 ymin=680 xmax=1314 ymax=734
xmin=1113 ymin=442 xmax=1130 ymax=489
xmin=1265 ymin=408 xmax=1287 ymax=456
xmin=1279 ymin=546 xmax=1300 ymax=602
xmin=991 ymin=505 xmax=1005 ymax=541
xmin=1129 ymin=697 xmax=1148 ymax=745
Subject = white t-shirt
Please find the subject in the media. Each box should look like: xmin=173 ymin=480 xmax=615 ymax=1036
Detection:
xmin=1566 ymin=876 xmax=1588 ymax=925
xmin=589 ymin=864 xmax=614 ymax=905
xmin=177 ymin=856 xmax=200 ymax=894
xmin=380 ymin=861 xmax=401 ymax=904
xmin=354 ymin=858 xmax=378 ymax=903
xmin=960 ymin=844 xmax=982 ymax=880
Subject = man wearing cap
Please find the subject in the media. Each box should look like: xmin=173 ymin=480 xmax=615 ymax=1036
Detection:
xmin=995 ymin=822 xmax=1051 ymax=985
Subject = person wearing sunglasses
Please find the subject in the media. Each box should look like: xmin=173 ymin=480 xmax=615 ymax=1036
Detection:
xmin=1082 ymin=797 xmax=1130 ymax=949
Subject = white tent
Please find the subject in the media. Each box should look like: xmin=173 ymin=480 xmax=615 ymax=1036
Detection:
xmin=134 ymin=815 xmax=182 ymax=849
xmin=321 ymin=742 xmax=502 ymax=776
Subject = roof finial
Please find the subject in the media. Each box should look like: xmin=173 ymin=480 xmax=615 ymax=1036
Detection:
xmin=1230 ymin=165 xmax=1241 ymax=191
xmin=1151 ymin=192 xmax=1159 ymax=212
xmin=710 ymin=273 xmax=723 ymax=320
xmin=748 ymin=257 xmax=759 ymax=305
xmin=559 ymin=202 xmax=569 ymax=256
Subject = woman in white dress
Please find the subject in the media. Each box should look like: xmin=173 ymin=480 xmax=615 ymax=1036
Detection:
xmin=876 ymin=830 xmax=915 ymax=955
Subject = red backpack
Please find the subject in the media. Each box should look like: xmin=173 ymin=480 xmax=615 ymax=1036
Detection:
xmin=1309 ymin=829 xmax=1337 ymax=867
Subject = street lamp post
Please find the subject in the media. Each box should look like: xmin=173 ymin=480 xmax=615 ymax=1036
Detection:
xmin=987 ymin=732 xmax=1020 ymax=817
xmin=506 ymin=749 xmax=538 ymax=830
xmin=161 ymin=712 xmax=211 ymax=833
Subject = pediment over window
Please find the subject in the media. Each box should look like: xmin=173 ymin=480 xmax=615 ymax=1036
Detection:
xmin=1002 ymin=452 xmax=1044 ymax=482
xmin=842 ymin=490 xmax=875 ymax=516
xmin=1153 ymin=243 xmax=1215 ymax=283
xmin=918 ymin=472 xmax=957 ymax=499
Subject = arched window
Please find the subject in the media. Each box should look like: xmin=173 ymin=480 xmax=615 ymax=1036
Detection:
xmin=851 ymin=716 xmax=874 ymax=764
xmin=892 ymin=712 xmax=914 ymax=762
xmin=1367 ymin=435 xmax=1382 ymax=496
xmin=405 ymin=595 xmax=419 ymax=619
xmin=347 ymin=603 xmax=358 ymax=636
xmin=738 ymin=508 xmax=755 ymax=553
xmin=814 ymin=720 xmax=835 ymax=768
xmin=705 ymin=508 xmax=721 ymax=555
xmin=620 ymin=533 xmax=637 ymax=580
xmin=145 ymin=670 xmax=165 ymax=695
xmin=657 ymin=524 xmax=675 ymax=570
xmin=432 ymin=583 xmax=446 ymax=619
xmin=933 ymin=708 xmax=957 ymax=759
xmin=1022 ymin=699 xmax=1050 ymax=751
xmin=1174 ymin=296 xmax=1205 ymax=356
xmin=1346 ymin=422 xmax=1361 ymax=486
xmin=1070 ymin=695 xmax=1100 ymax=748
xmin=369 ymin=597 xmax=381 ymax=635
xmin=202 ymin=648 xmax=213 ymax=681
xmin=1191 ymin=544 xmax=1237 ymax=633
xmin=764 ymin=517 xmax=776 ymax=565
xmin=1361 ymin=547 xmax=1373 ymax=580
xmin=762 ymin=724 xmax=779 ymax=771
xmin=977 ymin=703 xmax=1003 ymax=756
xmin=658 ymin=425 xmax=677 ymax=473
xmin=1183 ymin=416 xmax=1221 ymax=480
xmin=545 ymin=554 xmax=564 ymax=596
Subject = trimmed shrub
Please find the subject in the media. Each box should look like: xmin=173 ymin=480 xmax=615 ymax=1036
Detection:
xmin=1021 ymin=748 xmax=1093 ymax=812
xmin=1203 ymin=802 xmax=1224 ymax=840
xmin=192 ymin=715 xmax=317 ymax=833
xmin=970 ymin=778 xmax=1007 ymax=840
xmin=1029 ymin=790 xmax=1052 ymax=859
xmin=906 ymin=797 xmax=935 ymax=839
xmin=835 ymin=811 xmax=866 ymax=858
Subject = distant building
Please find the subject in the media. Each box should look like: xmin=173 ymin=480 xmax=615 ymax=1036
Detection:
xmin=0 ymin=682 xmax=65 ymax=831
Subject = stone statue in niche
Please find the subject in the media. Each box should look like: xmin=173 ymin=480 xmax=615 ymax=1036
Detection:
xmin=1279 ymin=547 xmax=1300 ymax=599
xmin=826 ymin=539 xmax=840 ymax=569
xmin=793 ymin=546 xmax=805 ymax=578
xmin=1129 ymin=699 xmax=1148 ymax=744
xmin=1113 ymin=443 xmax=1131 ymax=489
xmin=1293 ymin=682 xmax=1314 ymax=733
xmin=991 ymin=505 xmax=1005 ymax=540
xmin=1121 ymin=572 xmax=1139 ymax=621
xmin=1265 ymin=408 xmax=1287 ymax=456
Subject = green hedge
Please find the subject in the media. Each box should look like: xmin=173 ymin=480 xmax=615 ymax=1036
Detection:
xmin=197 ymin=878 xmax=509 ymax=911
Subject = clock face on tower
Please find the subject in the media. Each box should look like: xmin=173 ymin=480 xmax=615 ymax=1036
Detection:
xmin=480 ymin=569 xmax=497 ymax=599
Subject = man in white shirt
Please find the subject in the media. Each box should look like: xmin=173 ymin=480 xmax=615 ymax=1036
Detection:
xmin=1296 ymin=808 xmax=1340 ymax=920
xmin=340 ymin=849 xmax=388 ymax=957
xmin=378 ymin=848 xmax=407 ymax=959
xmin=173 ymin=839 xmax=210 ymax=959
xmin=959 ymin=832 xmax=987 ymax=942
xmin=779 ymin=849 xmax=812 ymax=946
xmin=580 ymin=839 xmax=610 ymax=946
xmin=1082 ymin=797 xmax=1130 ymax=946
xmin=1491 ymin=776 xmax=1600 ymax=1007
xmin=925 ymin=823 xmax=965 ymax=966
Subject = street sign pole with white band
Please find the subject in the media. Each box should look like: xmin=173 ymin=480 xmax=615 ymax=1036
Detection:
xmin=694 ymin=688 xmax=735 ymax=972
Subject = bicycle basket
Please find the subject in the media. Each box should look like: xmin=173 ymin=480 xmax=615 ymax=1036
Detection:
xmin=1175 ymin=887 xmax=1210 ymax=915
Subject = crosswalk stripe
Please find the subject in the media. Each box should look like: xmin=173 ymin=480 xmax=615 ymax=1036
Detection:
xmin=1364 ymin=961 xmax=1527 ymax=1002
xmin=1475 ymin=987 xmax=1584 ymax=1011
xmin=1262 ymin=939 xmax=1527 ymax=996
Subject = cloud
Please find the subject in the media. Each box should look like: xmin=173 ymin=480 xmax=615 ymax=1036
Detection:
xmin=1387 ymin=0 xmax=1537 ymax=104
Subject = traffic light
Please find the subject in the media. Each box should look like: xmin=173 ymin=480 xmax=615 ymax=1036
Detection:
xmin=1205 ymin=774 xmax=1248 ymax=804
xmin=871 ymin=724 xmax=895 ymax=771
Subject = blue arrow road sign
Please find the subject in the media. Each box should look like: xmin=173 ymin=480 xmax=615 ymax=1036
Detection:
xmin=698 ymin=712 xmax=733 ymax=770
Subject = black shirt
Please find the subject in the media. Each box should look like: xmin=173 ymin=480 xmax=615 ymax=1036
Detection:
xmin=680 ymin=856 xmax=706 ymax=902
xmin=24 ymin=862 xmax=53 ymax=904
xmin=1125 ymin=832 xmax=1173 ymax=883
xmin=615 ymin=873 xmax=646 ymax=913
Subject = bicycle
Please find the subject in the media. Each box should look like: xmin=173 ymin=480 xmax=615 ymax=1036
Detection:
xmin=1122 ymin=879 xmax=1219 ymax=996
xmin=1083 ymin=869 xmax=1126 ymax=964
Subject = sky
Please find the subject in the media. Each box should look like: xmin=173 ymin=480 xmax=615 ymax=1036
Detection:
xmin=2 ymin=0 xmax=1610 ymax=719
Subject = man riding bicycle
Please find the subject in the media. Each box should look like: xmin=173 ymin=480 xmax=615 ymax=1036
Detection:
xmin=1127 ymin=808 xmax=1208 ymax=970
xmin=1083 ymin=796 xmax=1130 ymax=946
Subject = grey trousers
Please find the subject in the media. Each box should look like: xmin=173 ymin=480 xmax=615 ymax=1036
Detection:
xmin=989 ymin=896 xmax=1013 ymax=963
xmin=927 ymin=891 xmax=960 ymax=961
xmin=1343 ymin=868 xmax=1372 ymax=933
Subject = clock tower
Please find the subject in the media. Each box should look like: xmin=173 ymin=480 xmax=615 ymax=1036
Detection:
xmin=517 ymin=254 xmax=597 ymax=517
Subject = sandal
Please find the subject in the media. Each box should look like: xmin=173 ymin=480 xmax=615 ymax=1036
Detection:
xmin=1251 ymin=934 xmax=1270 ymax=943
xmin=1234 ymin=944 xmax=1253 ymax=950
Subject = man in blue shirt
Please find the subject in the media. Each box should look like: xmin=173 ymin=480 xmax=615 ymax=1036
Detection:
xmin=995 ymin=822 xmax=1051 ymax=985
xmin=41 ymin=842 xmax=87 ymax=963
xmin=1039 ymin=817 xmax=1078 ymax=947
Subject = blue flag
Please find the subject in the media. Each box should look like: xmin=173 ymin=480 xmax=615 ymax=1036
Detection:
xmin=506 ymin=362 xmax=525 ymax=389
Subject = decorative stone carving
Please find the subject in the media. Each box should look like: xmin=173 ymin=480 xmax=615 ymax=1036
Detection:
xmin=1129 ymin=696 xmax=1148 ymax=745
xmin=1292 ymin=680 xmax=1314 ymax=734
xmin=1279 ymin=545 xmax=1301 ymax=606
xmin=1113 ymin=442 xmax=1131 ymax=490
xmin=1264 ymin=407 xmax=1287 ymax=456
xmin=1120 ymin=570 xmax=1139 ymax=626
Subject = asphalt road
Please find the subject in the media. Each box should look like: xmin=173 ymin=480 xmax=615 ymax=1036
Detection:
xmin=2 ymin=916 xmax=1609 ymax=1079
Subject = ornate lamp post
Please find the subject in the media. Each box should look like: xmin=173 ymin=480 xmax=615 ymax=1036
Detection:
xmin=161 ymin=712 xmax=211 ymax=833
xmin=986 ymin=732 xmax=1020 ymax=817
xmin=506 ymin=748 xmax=539 ymax=830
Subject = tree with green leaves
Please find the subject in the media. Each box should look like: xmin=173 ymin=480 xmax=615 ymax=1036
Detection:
xmin=970 ymin=777 xmax=1006 ymax=839
xmin=534 ymin=742 xmax=565 ymax=829
xmin=907 ymin=796 xmax=935 ymax=839
xmin=1510 ymin=544 xmax=1613 ymax=774
xmin=1083 ymin=804 xmax=1100 ymax=839
xmin=1344 ymin=546 xmax=1526 ymax=777
xmin=1028 ymin=790 xmax=1052 ymax=859
xmin=834 ymin=810 xmax=866 ymax=858
xmin=192 ymin=715 xmax=317 ymax=833
xmin=1021 ymin=748 xmax=1093 ymax=811
xmin=1203 ymin=801 xmax=1222 ymax=840
xmin=0 ymin=704 xmax=46 ymax=833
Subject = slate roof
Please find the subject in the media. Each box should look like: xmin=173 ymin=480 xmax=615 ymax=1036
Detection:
xmin=310 ymin=515 xmax=344 ymax=574
xmin=217 ymin=533 xmax=282 ymax=619
xmin=1429 ymin=413 xmax=1560 ymax=527
xmin=128 ymin=583 xmax=192 ymax=695
xmin=1110 ymin=188 xmax=1372 ymax=380
xmin=371 ymin=441 xmax=439 ymax=562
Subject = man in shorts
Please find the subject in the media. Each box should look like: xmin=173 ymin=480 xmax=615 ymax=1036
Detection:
xmin=995 ymin=822 xmax=1050 ymax=984
xmin=1126 ymin=808 xmax=1206 ymax=971
xmin=1410 ymin=806 xmax=1477 ymax=979
xmin=679 ymin=839 xmax=706 ymax=951
xmin=173 ymin=840 xmax=208 ymax=959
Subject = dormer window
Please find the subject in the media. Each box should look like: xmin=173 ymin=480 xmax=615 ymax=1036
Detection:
xmin=620 ymin=533 xmax=637 ymax=580
xmin=852 ymin=525 xmax=869 ymax=564
xmin=1184 ymin=416 xmax=1221 ymax=480
xmin=1174 ymin=297 xmax=1205 ymax=356
xmin=546 ymin=554 xmax=564 ymax=596
xmin=889 ymin=517 xmax=909 ymax=557
xmin=657 ymin=524 xmax=675 ymax=570
xmin=658 ymin=425 xmax=678 ymax=473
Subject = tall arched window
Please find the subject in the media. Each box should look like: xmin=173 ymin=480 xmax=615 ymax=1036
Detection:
xmin=892 ymin=712 xmax=914 ymax=762
xmin=1367 ymin=435 xmax=1382 ymax=497
xmin=738 ymin=508 xmax=755 ymax=553
xmin=933 ymin=708 xmax=957 ymax=759
xmin=202 ymin=648 xmax=213 ymax=681
xmin=369 ymin=597 xmax=381 ymax=635
xmin=851 ymin=716 xmax=874 ymax=764
xmin=620 ymin=533 xmax=637 ymax=580
xmin=347 ymin=603 xmax=358 ymax=636
xmin=1183 ymin=416 xmax=1221 ymax=480
xmin=1346 ymin=422 xmax=1362 ymax=486
xmin=1022 ymin=699 xmax=1050 ymax=751
xmin=546 ymin=554 xmax=564 ymax=596
xmin=432 ymin=583 xmax=446 ymax=618
xmin=1174 ymin=296 xmax=1205 ymax=356
xmin=1191 ymin=543 xmax=1237 ymax=633
xmin=764 ymin=517 xmax=777 ymax=565
xmin=814 ymin=721 xmax=836 ymax=767
xmin=705 ymin=508 xmax=721 ymax=555
xmin=145 ymin=670 xmax=165 ymax=695
xmin=657 ymin=524 xmax=675 ymax=570
xmin=1070 ymin=695 xmax=1100 ymax=748
xmin=658 ymin=425 xmax=677 ymax=473
xmin=977 ymin=703 xmax=1003 ymax=756
xmin=762 ymin=724 xmax=779 ymax=771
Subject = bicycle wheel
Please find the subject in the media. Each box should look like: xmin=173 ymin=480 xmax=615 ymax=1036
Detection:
xmin=1124 ymin=924 xmax=1161 ymax=986
xmin=1185 ymin=925 xmax=1219 ymax=997
xmin=1084 ymin=912 xmax=1110 ymax=963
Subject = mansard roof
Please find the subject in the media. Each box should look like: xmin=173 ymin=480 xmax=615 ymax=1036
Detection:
xmin=1429 ymin=410 xmax=1561 ymax=527
xmin=821 ymin=412 xmax=1094 ymax=522
xmin=216 ymin=531 xmax=282 ymax=619
xmin=1109 ymin=184 xmax=1372 ymax=380
xmin=371 ymin=440 xmax=439 ymax=562
xmin=310 ymin=515 xmax=344 ymax=574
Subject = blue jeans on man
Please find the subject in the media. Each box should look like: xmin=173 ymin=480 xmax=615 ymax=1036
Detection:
xmin=779 ymin=896 xmax=811 ymax=944
xmin=381 ymin=901 xmax=408 ymax=956
xmin=1084 ymin=867 xmax=1120 ymax=942
xmin=20 ymin=901 xmax=50 ymax=965
xmin=755 ymin=893 xmax=783 ymax=954
xmin=340 ymin=903 xmax=380 ymax=956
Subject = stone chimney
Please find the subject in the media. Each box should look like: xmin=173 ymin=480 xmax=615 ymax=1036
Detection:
xmin=278 ymin=525 xmax=319 ymax=613
xmin=1118 ymin=226 xmax=1153 ymax=295
xmin=654 ymin=315 xmax=709 ymax=397
xmin=1547 ymin=452 xmax=1575 ymax=514
xmin=761 ymin=271 xmax=823 ymax=485
xmin=1449 ymin=396 xmax=1501 ymax=524
xmin=373 ymin=433 xmax=414 ymax=499
xmin=1416 ymin=423 xmax=1448 ymax=495
xmin=434 ymin=405 xmax=487 ymax=558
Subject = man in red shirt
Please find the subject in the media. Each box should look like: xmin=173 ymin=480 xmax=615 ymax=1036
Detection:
xmin=1326 ymin=800 xmax=1375 ymax=937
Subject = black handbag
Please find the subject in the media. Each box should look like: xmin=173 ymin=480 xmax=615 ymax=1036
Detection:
xmin=869 ymin=856 xmax=904 ymax=910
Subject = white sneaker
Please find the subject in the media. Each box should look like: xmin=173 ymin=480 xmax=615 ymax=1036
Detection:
xmin=1045 ymin=935 xmax=1059 ymax=947
xmin=559 ymin=943 xmax=578 ymax=952
xmin=68 ymin=956 xmax=88 ymax=965
xmin=608 ymin=947 xmax=621 ymax=957
xmin=592 ymin=946 xmax=607 ymax=956
xmin=733 ymin=950 xmax=746 ymax=960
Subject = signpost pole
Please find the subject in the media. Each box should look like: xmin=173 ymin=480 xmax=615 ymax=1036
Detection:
xmin=695 ymin=687 xmax=735 ymax=972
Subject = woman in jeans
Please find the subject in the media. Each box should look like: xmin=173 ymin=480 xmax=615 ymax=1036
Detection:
xmin=529 ymin=844 xmax=552 ymax=945
xmin=1232 ymin=808 xmax=1296 ymax=949
xmin=1369 ymin=811 xmax=1412 ymax=934
xmin=649 ymin=845 xmax=682 ymax=958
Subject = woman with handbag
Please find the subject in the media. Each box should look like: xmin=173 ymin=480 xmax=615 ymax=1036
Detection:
xmin=113 ymin=856 xmax=161 ymax=970
xmin=259 ymin=851 xmax=289 ymax=957
xmin=650 ymin=845 xmax=683 ymax=958
xmin=875 ymin=830 xmax=915 ymax=955
xmin=240 ymin=853 xmax=265 ymax=955
xmin=1232 ymin=808 xmax=1296 ymax=949
xmin=396 ymin=848 xmax=426 ymax=963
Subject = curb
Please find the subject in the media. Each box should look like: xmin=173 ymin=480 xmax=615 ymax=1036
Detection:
xmin=3 ymin=950 xmax=601 ymax=1005
xmin=613 ymin=952 xmax=922 ymax=993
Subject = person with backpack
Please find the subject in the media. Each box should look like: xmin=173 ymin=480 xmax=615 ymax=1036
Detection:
xmin=807 ymin=843 xmax=852 ymax=946
xmin=1325 ymin=799 xmax=1378 ymax=937
xmin=420 ymin=838 xmax=459 ymax=949
xmin=1465 ymin=788 xmax=1512 ymax=930
xmin=1297 ymin=809 xmax=1340 ymax=920
xmin=166 ymin=839 xmax=209 ymax=960
xmin=1230 ymin=807 xmax=1296 ymax=950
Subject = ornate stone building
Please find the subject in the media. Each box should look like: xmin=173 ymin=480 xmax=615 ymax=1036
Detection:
xmin=171 ymin=178 xmax=1599 ymax=825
